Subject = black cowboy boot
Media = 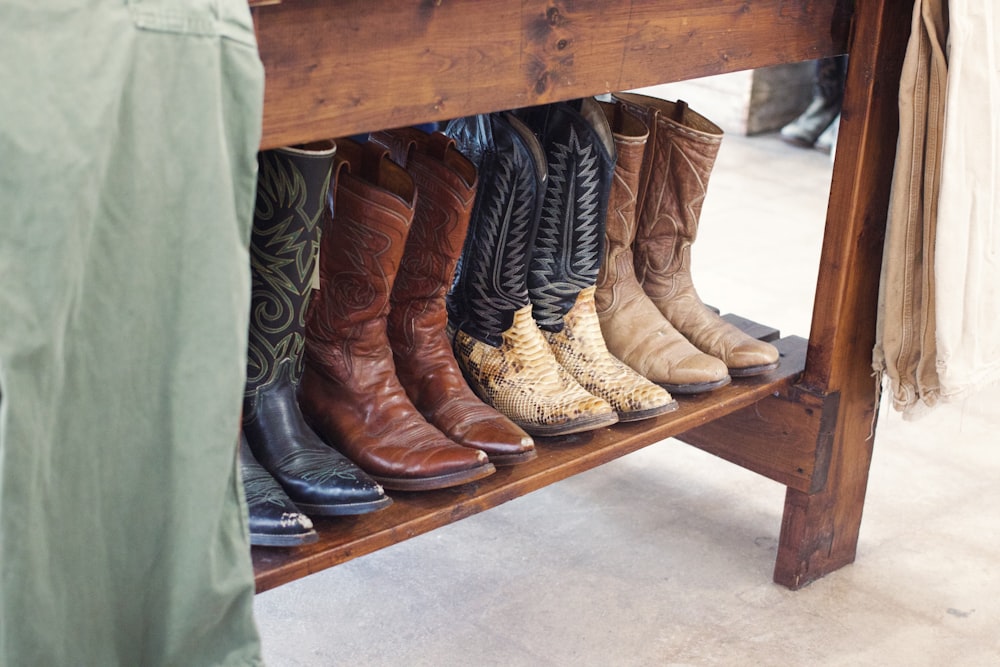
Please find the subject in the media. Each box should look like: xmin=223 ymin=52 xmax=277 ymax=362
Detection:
xmin=444 ymin=113 xmax=616 ymax=437
xmin=516 ymin=98 xmax=677 ymax=421
xmin=245 ymin=142 xmax=391 ymax=518
xmin=239 ymin=432 xmax=317 ymax=547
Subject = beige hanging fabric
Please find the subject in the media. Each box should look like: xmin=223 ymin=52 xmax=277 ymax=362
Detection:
xmin=874 ymin=0 xmax=1000 ymax=418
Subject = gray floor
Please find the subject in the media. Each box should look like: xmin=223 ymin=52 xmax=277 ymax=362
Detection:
xmin=253 ymin=88 xmax=1000 ymax=666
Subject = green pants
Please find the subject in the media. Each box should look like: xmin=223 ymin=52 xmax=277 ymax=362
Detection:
xmin=0 ymin=1 xmax=265 ymax=664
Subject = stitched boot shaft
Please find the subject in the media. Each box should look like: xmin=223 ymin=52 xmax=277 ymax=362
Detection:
xmin=517 ymin=98 xmax=676 ymax=419
xmin=300 ymin=139 xmax=495 ymax=491
xmin=368 ymin=127 xmax=536 ymax=465
xmin=445 ymin=113 xmax=543 ymax=344
xmin=245 ymin=142 xmax=390 ymax=517
xmin=594 ymin=100 xmax=730 ymax=394
xmin=613 ymin=93 xmax=780 ymax=377
xmin=239 ymin=432 xmax=317 ymax=547
xmin=445 ymin=113 xmax=617 ymax=436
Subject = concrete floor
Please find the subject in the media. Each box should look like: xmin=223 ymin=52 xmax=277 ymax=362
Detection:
xmin=252 ymin=86 xmax=1000 ymax=666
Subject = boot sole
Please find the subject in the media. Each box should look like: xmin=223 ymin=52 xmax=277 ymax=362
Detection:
xmin=250 ymin=530 xmax=319 ymax=548
xmin=371 ymin=462 xmax=496 ymax=492
xmin=728 ymin=360 xmax=781 ymax=378
xmin=662 ymin=375 xmax=732 ymax=395
xmin=518 ymin=411 xmax=619 ymax=438
xmin=616 ymin=399 xmax=679 ymax=423
xmin=487 ymin=448 xmax=539 ymax=467
xmin=294 ymin=495 xmax=394 ymax=517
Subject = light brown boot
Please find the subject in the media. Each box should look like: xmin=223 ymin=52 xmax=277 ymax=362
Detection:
xmin=369 ymin=127 xmax=536 ymax=466
xmin=594 ymin=100 xmax=730 ymax=394
xmin=613 ymin=93 xmax=780 ymax=377
xmin=299 ymin=139 xmax=495 ymax=491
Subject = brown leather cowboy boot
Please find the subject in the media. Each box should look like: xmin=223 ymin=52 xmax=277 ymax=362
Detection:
xmin=613 ymin=93 xmax=780 ymax=377
xmin=368 ymin=127 xmax=536 ymax=466
xmin=299 ymin=139 xmax=495 ymax=491
xmin=594 ymin=100 xmax=731 ymax=394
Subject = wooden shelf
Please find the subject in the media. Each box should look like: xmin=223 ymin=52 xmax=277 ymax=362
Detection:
xmin=254 ymin=335 xmax=807 ymax=593
xmin=252 ymin=0 xmax=850 ymax=150
xmin=250 ymin=0 xmax=911 ymax=591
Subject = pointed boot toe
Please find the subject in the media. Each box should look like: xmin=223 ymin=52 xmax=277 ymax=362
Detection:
xmin=240 ymin=434 xmax=318 ymax=548
xmin=545 ymin=287 xmax=677 ymax=422
xmin=246 ymin=374 xmax=392 ymax=516
xmin=445 ymin=417 xmax=537 ymax=466
xmin=665 ymin=354 xmax=731 ymax=394
xmin=726 ymin=339 xmax=781 ymax=377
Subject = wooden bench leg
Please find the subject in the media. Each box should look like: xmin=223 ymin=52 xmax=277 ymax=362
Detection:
xmin=774 ymin=387 xmax=878 ymax=588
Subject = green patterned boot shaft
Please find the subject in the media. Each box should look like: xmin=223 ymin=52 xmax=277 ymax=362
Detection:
xmin=243 ymin=142 xmax=390 ymax=518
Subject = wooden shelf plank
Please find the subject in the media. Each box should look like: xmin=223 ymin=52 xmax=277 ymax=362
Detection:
xmin=252 ymin=0 xmax=849 ymax=149
xmin=253 ymin=335 xmax=807 ymax=592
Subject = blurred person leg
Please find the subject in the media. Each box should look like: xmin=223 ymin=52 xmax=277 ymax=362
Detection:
xmin=780 ymin=55 xmax=847 ymax=149
xmin=0 ymin=1 xmax=265 ymax=664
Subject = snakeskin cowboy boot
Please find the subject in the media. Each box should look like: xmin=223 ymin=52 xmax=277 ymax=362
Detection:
xmin=369 ymin=127 xmax=536 ymax=465
xmin=444 ymin=112 xmax=617 ymax=437
xmin=516 ymin=98 xmax=677 ymax=420
xmin=593 ymin=100 xmax=731 ymax=394
xmin=299 ymin=139 xmax=495 ymax=491
xmin=244 ymin=142 xmax=391 ymax=527
xmin=613 ymin=93 xmax=780 ymax=377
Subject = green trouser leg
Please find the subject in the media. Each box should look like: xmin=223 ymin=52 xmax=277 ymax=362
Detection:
xmin=0 ymin=1 xmax=265 ymax=665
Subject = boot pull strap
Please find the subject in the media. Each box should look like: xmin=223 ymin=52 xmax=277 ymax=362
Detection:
xmin=368 ymin=128 xmax=423 ymax=168
xmin=673 ymin=99 xmax=688 ymax=123
xmin=360 ymin=141 xmax=391 ymax=184
xmin=360 ymin=141 xmax=416 ymax=204
xmin=427 ymin=131 xmax=456 ymax=161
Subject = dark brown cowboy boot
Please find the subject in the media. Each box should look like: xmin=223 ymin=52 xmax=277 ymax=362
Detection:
xmin=613 ymin=93 xmax=780 ymax=377
xmin=594 ymin=101 xmax=731 ymax=394
xmin=369 ymin=127 xmax=536 ymax=466
xmin=299 ymin=139 xmax=495 ymax=491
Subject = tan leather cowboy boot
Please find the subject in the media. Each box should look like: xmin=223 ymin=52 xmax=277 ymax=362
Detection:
xmin=594 ymin=100 xmax=731 ymax=394
xmin=299 ymin=139 xmax=495 ymax=491
xmin=613 ymin=93 xmax=780 ymax=377
xmin=516 ymin=97 xmax=677 ymax=419
xmin=368 ymin=127 xmax=536 ymax=466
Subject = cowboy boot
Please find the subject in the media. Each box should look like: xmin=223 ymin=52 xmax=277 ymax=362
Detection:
xmin=368 ymin=127 xmax=536 ymax=465
xmin=613 ymin=93 xmax=780 ymax=377
xmin=244 ymin=142 xmax=391 ymax=516
xmin=239 ymin=432 xmax=317 ymax=547
xmin=444 ymin=112 xmax=617 ymax=437
xmin=593 ymin=100 xmax=731 ymax=394
xmin=299 ymin=139 xmax=495 ymax=491
xmin=516 ymin=98 xmax=677 ymax=420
